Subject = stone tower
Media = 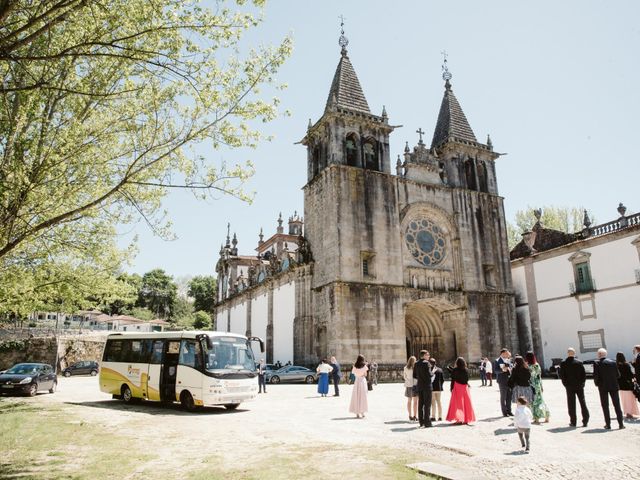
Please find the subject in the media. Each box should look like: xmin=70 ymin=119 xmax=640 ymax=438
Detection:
xmin=298 ymin=37 xmax=517 ymax=370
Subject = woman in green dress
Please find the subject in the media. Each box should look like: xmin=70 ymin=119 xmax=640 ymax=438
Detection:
xmin=525 ymin=351 xmax=550 ymax=423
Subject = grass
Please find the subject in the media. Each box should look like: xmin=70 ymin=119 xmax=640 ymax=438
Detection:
xmin=0 ymin=399 xmax=147 ymax=479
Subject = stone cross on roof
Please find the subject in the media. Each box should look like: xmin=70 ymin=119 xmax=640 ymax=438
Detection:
xmin=416 ymin=127 xmax=425 ymax=145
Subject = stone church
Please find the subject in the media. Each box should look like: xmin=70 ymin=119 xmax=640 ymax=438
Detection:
xmin=214 ymin=35 xmax=519 ymax=373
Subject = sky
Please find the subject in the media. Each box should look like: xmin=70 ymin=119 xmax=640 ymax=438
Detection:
xmin=121 ymin=0 xmax=640 ymax=278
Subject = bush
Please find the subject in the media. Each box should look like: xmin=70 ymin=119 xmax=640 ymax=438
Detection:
xmin=0 ymin=340 xmax=26 ymax=352
xmin=192 ymin=311 xmax=212 ymax=330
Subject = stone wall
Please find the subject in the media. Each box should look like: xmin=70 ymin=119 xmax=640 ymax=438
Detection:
xmin=0 ymin=335 xmax=106 ymax=372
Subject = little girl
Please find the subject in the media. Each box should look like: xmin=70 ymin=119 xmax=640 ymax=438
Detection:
xmin=514 ymin=396 xmax=533 ymax=453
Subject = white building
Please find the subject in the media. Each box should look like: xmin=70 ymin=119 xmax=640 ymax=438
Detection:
xmin=510 ymin=204 xmax=640 ymax=370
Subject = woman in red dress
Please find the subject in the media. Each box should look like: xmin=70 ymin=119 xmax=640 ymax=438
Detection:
xmin=446 ymin=357 xmax=476 ymax=424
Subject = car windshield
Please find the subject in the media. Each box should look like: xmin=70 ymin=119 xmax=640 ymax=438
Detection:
xmin=205 ymin=337 xmax=256 ymax=372
xmin=6 ymin=364 xmax=40 ymax=375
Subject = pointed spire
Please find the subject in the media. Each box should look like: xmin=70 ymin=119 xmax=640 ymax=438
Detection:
xmin=430 ymin=79 xmax=477 ymax=149
xmin=404 ymin=141 xmax=410 ymax=153
xmin=277 ymin=212 xmax=284 ymax=234
xmin=431 ymin=53 xmax=477 ymax=149
xmin=583 ymin=210 xmax=592 ymax=228
xmin=486 ymin=134 xmax=493 ymax=150
xmin=325 ymin=25 xmax=370 ymax=114
xmin=381 ymin=105 xmax=388 ymax=120
xmin=307 ymin=118 xmax=312 ymax=130
xmin=225 ymin=222 xmax=231 ymax=247
xmin=258 ymin=227 xmax=264 ymax=245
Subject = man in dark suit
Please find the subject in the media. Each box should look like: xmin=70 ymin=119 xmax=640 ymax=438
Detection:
xmin=330 ymin=356 xmax=341 ymax=397
xmin=495 ymin=348 xmax=513 ymax=416
xmin=633 ymin=345 xmax=640 ymax=384
xmin=413 ymin=350 xmax=433 ymax=428
xmin=593 ymin=348 xmax=624 ymax=430
xmin=558 ymin=347 xmax=589 ymax=427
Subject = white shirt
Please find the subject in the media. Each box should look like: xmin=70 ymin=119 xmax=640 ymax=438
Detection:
xmin=403 ymin=366 xmax=417 ymax=387
xmin=317 ymin=363 xmax=333 ymax=374
xmin=514 ymin=405 xmax=533 ymax=429
xmin=484 ymin=360 xmax=493 ymax=374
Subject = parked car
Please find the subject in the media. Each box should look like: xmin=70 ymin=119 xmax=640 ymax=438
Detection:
xmin=266 ymin=365 xmax=318 ymax=384
xmin=63 ymin=360 xmax=99 ymax=377
xmin=0 ymin=363 xmax=57 ymax=396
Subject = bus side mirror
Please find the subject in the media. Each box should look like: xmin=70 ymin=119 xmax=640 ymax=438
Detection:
xmin=248 ymin=336 xmax=265 ymax=353
xmin=197 ymin=334 xmax=214 ymax=350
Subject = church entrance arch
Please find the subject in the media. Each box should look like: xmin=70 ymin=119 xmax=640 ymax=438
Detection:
xmin=405 ymin=302 xmax=443 ymax=361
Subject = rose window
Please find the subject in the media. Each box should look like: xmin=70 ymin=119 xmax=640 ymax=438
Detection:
xmin=404 ymin=219 xmax=447 ymax=267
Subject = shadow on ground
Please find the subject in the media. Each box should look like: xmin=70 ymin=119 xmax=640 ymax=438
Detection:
xmin=64 ymin=400 xmax=246 ymax=416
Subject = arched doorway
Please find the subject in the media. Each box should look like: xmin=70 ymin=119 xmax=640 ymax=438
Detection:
xmin=405 ymin=302 xmax=444 ymax=361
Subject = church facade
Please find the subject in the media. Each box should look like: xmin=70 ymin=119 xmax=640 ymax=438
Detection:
xmin=214 ymin=38 xmax=518 ymax=372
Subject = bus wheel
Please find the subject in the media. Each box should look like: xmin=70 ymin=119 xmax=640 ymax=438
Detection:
xmin=180 ymin=391 xmax=196 ymax=412
xmin=224 ymin=403 xmax=240 ymax=410
xmin=121 ymin=385 xmax=133 ymax=403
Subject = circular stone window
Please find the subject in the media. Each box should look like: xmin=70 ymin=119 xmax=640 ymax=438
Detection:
xmin=404 ymin=219 xmax=447 ymax=267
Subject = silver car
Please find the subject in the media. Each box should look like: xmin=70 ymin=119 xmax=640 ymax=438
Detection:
xmin=266 ymin=365 xmax=318 ymax=384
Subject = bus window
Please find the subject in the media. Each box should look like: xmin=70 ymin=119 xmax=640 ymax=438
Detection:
xmin=104 ymin=340 xmax=123 ymax=362
xmin=150 ymin=340 xmax=164 ymax=364
xmin=178 ymin=340 xmax=202 ymax=371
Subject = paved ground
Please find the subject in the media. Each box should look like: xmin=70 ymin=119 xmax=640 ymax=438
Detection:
xmin=6 ymin=376 xmax=640 ymax=479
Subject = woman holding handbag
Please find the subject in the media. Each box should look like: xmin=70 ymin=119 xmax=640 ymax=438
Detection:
xmin=616 ymin=352 xmax=640 ymax=419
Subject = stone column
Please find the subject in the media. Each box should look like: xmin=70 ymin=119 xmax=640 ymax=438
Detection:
xmin=266 ymin=289 xmax=274 ymax=364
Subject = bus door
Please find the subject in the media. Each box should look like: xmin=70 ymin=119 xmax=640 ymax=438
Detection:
xmin=161 ymin=340 xmax=181 ymax=403
xmin=176 ymin=339 xmax=203 ymax=405
xmin=146 ymin=339 xmax=164 ymax=401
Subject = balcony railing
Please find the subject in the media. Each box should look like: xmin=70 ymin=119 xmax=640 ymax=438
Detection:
xmin=569 ymin=278 xmax=597 ymax=295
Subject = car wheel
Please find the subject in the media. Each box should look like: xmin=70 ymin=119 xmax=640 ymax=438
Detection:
xmin=180 ymin=391 xmax=197 ymax=412
xmin=49 ymin=381 xmax=57 ymax=394
xmin=224 ymin=403 xmax=240 ymax=410
xmin=64 ymin=371 xmax=71 ymax=377
xmin=270 ymin=376 xmax=280 ymax=384
xmin=305 ymin=375 xmax=315 ymax=384
xmin=28 ymin=383 xmax=38 ymax=397
xmin=90 ymin=370 xmax=98 ymax=376
xmin=121 ymin=384 xmax=133 ymax=403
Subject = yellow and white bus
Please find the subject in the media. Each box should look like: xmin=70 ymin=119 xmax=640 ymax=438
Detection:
xmin=99 ymin=331 xmax=264 ymax=411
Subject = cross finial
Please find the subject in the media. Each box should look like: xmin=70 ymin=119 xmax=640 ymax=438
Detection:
xmin=441 ymin=50 xmax=452 ymax=85
xmin=338 ymin=14 xmax=349 ymax=55
xmin=416 ymin=127 xmax=425 ymax=145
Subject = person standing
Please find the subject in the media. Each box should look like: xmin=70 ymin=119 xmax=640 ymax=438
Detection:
xmin=413 ymin=350 xmax=433 ymax=428
xmin=479 ymin=358 xmax=487 ymax=387
xmin=525 ymin=351 xmax=550 ymax=423
xmin=446 ymin=357 xmax=476 ymax=424
xmin=514 ymin=396 xmax=533 ymax=453
xmin=370 ymin=359 xmax=379 ymax=386
xmin=558 ymin=347 xmax=589 ymax=427
xmin=616 ymin=352 xmax=640 ymax=419
xmin=508 ymin=356 xmax=533 ymax=407
xmin=316 ymin=358 xmax=332 ymax=397
xmin=594 ymin=348 xmax=624 ymax=430
xmin=349 ymin=354 xmax=369 ymax=418
xmin=330 ymin=356 xmax=341 ymax=397
xmin=633 ymin=345 xmax=640 ymax=384
xmin=429 ymin=358 xmax=444 ymax=422
xmin=258 ymin=358 xmax=267 ymax=394
xmin=485 ymin=357 xmax=493 ymax=387
xmin=403 ymin=356 xmax=419 ymax=421
xmin=496 ymin=349 xmax=513 ymax=416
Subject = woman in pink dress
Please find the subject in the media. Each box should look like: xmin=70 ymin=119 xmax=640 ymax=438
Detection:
xmin=446 ymin=357 xmax=476 ymax=424
xmin=349 ymin=354 xmax=369 ymax=418
xmin=616 ymin=352 xmax=640 ymax=418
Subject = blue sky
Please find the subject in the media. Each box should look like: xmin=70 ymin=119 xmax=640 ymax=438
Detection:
xmin=122 ymin=0 xmax=640 ymax=277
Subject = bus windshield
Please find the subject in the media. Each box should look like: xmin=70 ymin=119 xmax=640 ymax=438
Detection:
xmin=205 ymin=337 xmax=256 ymax=373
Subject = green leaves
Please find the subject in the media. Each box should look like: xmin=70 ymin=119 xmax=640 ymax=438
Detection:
xmin=0 ymin=1 xmax=291 ymax=315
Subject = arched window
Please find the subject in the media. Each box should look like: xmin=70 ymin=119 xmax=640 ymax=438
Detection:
xmin=465 ymin=159 xmax=477 ymax=191
xmin=345 ymin=133 xmax=358 ymax=167
xmin=477 ymin=161 xmax=488 ymax=193
xmin=363 ymin=138 xmax=378 ymax=170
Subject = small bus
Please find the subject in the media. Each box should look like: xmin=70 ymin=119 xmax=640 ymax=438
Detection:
xmin=99 ymin=331 xmax=264 ymax=411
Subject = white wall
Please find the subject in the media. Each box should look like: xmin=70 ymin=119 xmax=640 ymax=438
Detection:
xmin=533 ymin=254 xmax=572 ymax=300
xmin=229 ymin=303 xmax=247 ymax=335
xmin=251 ymin=293 xmax=269 ymax=360
xmin=273 ymin=282 xmax=295 ymax=364
xmin=511 ymin=265 xmax=528 ymax=305
xmin=589 ymin=236 xmax=639 ymax=288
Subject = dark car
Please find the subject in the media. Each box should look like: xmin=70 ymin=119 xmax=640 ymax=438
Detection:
xmin=63 ymin=360 xmax=99 ymax=377
xmin=551 ymin=357 xmax=595 ymax=378
xmin=0 ymin=363 xmax=57 ymax=396
xmin=266 ymin=365 xmax=318 ymax=384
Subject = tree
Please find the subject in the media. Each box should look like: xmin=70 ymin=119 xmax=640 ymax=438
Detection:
xmin=507 ymin=206 xmax=594 ymax=249
xmin=137 ymin=269 xmax=177 ymax=319
xmin=103 ymin=273 xmax=142 ymax=315
xmin=188 ymin=276 xmax=217 ymax=313
xmin=193 ymin=310 xmax=212 ymax=330
xmin=125 ymin=307 xmax=154 ymax=322
xmin=0 ymin=1 xmax=292 ymax=314
xmin=172 ymin=296 xmax=195 ymax=328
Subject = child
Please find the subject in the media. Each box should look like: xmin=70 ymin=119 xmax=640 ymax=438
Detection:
xmin=514 ymin=396 xmax=533 ymax=453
